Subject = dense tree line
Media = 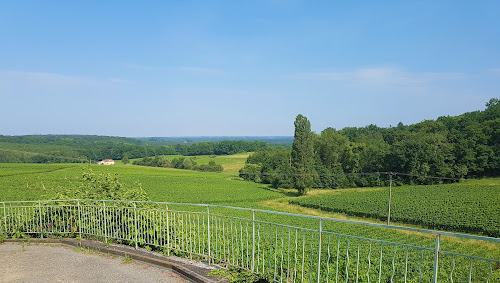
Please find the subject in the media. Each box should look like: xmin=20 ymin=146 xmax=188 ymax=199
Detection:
xmin=137 ymin=136 xmax=293 ymax=145
xmin=0 ymin=136 xmax=269 ymax=163
xmin=132 ymin=156 xmax=223 ymax=172
xmin=171 ymin=140 xmax=268 ymax=156
xmin=240 ymin=99 xmax=500 ymax=189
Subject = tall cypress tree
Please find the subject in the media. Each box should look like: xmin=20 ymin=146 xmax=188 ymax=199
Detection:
xmin=291 ymin=114 xmax=316 ymax=195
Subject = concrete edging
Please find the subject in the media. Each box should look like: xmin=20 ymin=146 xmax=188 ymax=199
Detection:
xmin=2 ymin=238 xmax=227 ymax=283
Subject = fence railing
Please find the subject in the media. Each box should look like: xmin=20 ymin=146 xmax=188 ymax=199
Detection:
xmin=1 ymin=199 xmax=499 ymax=282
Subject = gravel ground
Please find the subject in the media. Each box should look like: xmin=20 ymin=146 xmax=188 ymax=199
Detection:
xmin=0 ymin=242 xmax=190 ymax=283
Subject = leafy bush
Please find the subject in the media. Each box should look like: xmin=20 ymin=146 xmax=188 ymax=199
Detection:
xmin=133 ymin=156 xmax=224 ymax=172
xmin=239 ymin=163 xmax=263 ymax=182
xmin=53 ymin=168 xmax=149 ymax=201
xmin=209 ymin=267 xmax=272 ymax=283
xmin=195 ymin=160 xmax=223 ymax=172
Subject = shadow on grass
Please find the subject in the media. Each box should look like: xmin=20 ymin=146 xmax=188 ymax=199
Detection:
xmin=258 ymin=185 xmax=300 ymax=197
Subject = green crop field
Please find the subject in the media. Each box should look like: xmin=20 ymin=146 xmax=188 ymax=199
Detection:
xmin=127 ymin=152 xmax=250 ymax=173
xmin=290 ymin=180 xmax=500 ymax=237
xmin=0 ymin=163 xmax=279 ymax=206
xmin=1 ymin=163 xmax=499 ymax=238
xmin=0 ymin=163 xmax=499 ymax=281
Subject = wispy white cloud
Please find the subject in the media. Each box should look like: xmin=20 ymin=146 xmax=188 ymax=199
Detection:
xmin=0 ymin=70 xmax=136 ymax=102
xmin=486 ymin=68 xmax=500 ymax=75
xmin=0 ymin=70 xmax=131 ymax=89
xmin=0 ymin=70 xmax=89 ymax=85
xmin=293 ymin=67 xmax=466 ymax=88
xmin=108 ymin=77 xmax=133 ymax=84
xmin=178 ymin=66 xmax=224 ymax=74
xmin=166 ymin=87 xmax=247 ymax=98
xmin=125 ymin=64 xmax=224 ymax=75
xmin=125 ymin=64 xmax=155 ymax=71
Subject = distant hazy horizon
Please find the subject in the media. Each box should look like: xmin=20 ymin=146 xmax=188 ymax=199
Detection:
xmin=0 ymin=134 xmax=293 ymax=138
xmin=0 ymin=100 xmax=494 ymax=137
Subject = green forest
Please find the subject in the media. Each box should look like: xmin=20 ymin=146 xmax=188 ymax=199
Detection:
xmin=240 ymin=98 xmax=500 ymax=188
xmin=0 ymin=135 xmax=269 ymax=163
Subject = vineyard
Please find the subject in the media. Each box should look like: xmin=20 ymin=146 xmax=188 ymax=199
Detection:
xmin=0 ymin=162 xmax=280 ymax=206
xmin=290 ymin=181 xmax=500 ymax=237
xmin=0 ymin=163 xmax=499 ymax=282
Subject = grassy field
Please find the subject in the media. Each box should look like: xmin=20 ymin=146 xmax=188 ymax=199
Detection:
xmin=0 ymin=163 xmax=499 ymax=281
xmin=1 ymin=162 xmax=498 ymax=242
xmin=0 ymin=163 xmax=278 ymax=206
xmin=127 ymin=152 xmax=250 ymax=173
xmin=0 ymin=163 xmax=499 ymax=236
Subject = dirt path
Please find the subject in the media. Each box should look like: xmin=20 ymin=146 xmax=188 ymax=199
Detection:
xmin=0 ymin=243 xmax=189 ymax=283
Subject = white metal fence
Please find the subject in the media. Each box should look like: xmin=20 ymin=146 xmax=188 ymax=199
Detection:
xmin=1 ymin=199 xmax=499 ymax=282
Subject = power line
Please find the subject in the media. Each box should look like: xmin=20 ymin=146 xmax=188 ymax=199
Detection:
xmin=380 ymin=171 xmax=464 ymax=182
xmin=238 ymin=170 xmax=466 ymax=182
xmin=0 ymin=147 xmax=468 ymax=182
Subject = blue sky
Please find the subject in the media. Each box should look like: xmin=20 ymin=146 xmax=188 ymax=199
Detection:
xmin=1 ymin=1 xmax=499 ymax=136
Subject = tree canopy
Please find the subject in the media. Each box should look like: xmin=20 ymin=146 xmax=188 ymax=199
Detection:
xmin=0 ymin=136 xmax=269 ymax=163
xmin=291 ymin=115 xmax=316 ymax=195
xmin=240 ymin=99 xmax=500 ymax=188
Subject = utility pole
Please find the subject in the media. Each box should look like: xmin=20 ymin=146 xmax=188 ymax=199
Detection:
xmin=387 ymin=172 xmax=393 ymax=225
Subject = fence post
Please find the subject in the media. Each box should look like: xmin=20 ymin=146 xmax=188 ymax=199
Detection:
xmin=252 ymin=209 xmax=256 ymax=272
xmin=134 ymin=202 xmax=138 ymax=249
xmin=1 ymin=202 xmax=6 ymax=236
xmin=77 ymin=200 xmax=82 ymax=240
xmin=317 ymin=218 xmax=323 ymax=283
xmin=166 ymin=204 xmax=170 ymax=256
xmin=38 ymin=201 xmax=43 ymax=238
xmin=207 ymin=205 xmax=211 ymax=265
xmin=433 ymin=233 xmax=440 ymax=283
xmin=102 ymin=201 xmax=107 ymax=242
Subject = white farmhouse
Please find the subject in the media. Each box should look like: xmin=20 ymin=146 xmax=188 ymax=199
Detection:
xmin=98 ymin=159 xmax=115 ymax=165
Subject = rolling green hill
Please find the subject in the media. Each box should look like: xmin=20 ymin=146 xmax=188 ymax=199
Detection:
xmin=0 ymin=163 xmax=279 ymax=206
xmin=0 ymin=163 xmax=498 ymax=281
xmin=290 ymin=179 xmax=500 ymax=237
